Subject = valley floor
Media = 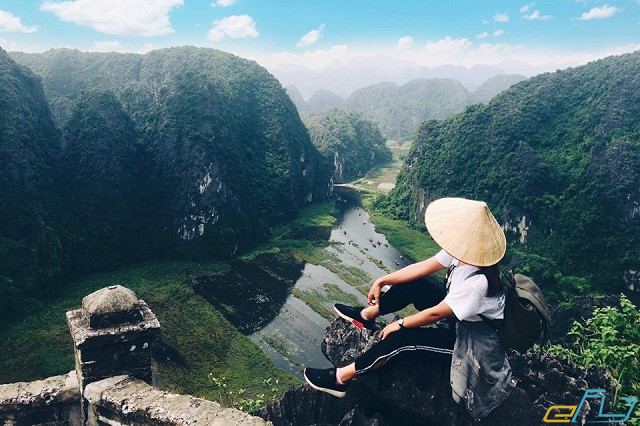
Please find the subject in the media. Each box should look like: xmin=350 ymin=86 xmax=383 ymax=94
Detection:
xmin=0 ymin=143 xmax=442 ymax=412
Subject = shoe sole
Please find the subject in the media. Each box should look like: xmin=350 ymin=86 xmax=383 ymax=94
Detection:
xmin=333 ymin=305 xmax=364 ymax=329
xmin=303 ymin=370 xmax=347 ymax=398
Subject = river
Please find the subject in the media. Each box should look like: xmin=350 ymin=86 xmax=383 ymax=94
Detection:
xmin=248 ymin=188 xmax=412 ymax=378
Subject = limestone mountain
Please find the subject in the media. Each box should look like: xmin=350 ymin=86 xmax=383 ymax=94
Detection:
xmin=470 ymin=74 xmax=528 ymax=104
xmin=304 ymin=109 xmax=392 ymax=183
xmin=379 ymin=51 xmax=640 ymax=291
xmin=345 ymin=78 xmax=471 ymax=142
xmin=0 ymin=48 xmax=63 ymax=324
xmin=285 ymin=85 xmax=307 ymax=114
xmin=305 ymin=89 xmax=346 ymax=113
xmin=59 ymin=90 xmax=155 ymax=271
xmin=13 ymin=47 xmax=333 ymax=258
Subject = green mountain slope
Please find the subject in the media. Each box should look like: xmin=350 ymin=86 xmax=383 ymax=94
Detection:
xmin=470 ymin=74 xmax=528 ymax=104
xmin=304 ymin=109 xmax=392 ymax=183
xmin=306 ymin=89 xmax=345 ymax=113
xmin=0 ymin=48 xmax=63 ymax=324
xmin=60 ymin=90 xmax=157 ymax=271
xmin=12 ymin=47 xmax=332 ymax=258
xmin=379 ymin=52 xmax=640 ymax=291
xmin=346 ymin=78 xmax=471 ymax=142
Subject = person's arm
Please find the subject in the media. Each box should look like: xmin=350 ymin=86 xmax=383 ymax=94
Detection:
xmin=379 ymin=300 xmax=454 ymax=339
xmin=367 ymin=256 xmax=446 ymax=306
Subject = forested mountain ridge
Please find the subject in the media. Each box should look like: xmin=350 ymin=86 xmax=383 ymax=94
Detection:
xmin=304 ymin=109 xmax=392 ymax=183
xmin=378 ymin=51 xmax=640 ymax=292
xmin=346 ymin=78 xmax=470 ymax=142
xmin=0 ymin=47 xmax=63 ymax=320
xmin=60 ymin=90 xmax=154 ymax=271
xmin=287 ymin=75 xmax=527 ymax=142
xmin=1 ymin=47 xmax=333 ymax=324
xmin=12 ymin=47 xmax=332 ymax=253
xmin=470 ymin=74 xmax=527 ymax=104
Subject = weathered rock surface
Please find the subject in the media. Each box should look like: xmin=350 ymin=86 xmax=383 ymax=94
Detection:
xmin=86 ymin=375 xmax=269 ymax=425
xmin=82 ymin=285 xmax=142 ymax=329
xmin=258 ymin=319 xmax=611 ymax=425
xmin=0 ymin=371 xmax=81 ymax=425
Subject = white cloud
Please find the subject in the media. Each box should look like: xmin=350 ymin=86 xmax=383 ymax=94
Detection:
xmin=493 ymin=29 xmax=505 ymax=37
xmin=396 ymin=35 xmax=414 ymax=50
xmin=297 ymin=24 xmax=325 ymax=48
xmin=207 ymin=14 xmax=258 ymax=41
xmin=257 ymin=44 xmax=349 ymax=70
xmin=577 ymin=5 xmax=620 ymax=20
xmin=477 ymin=31 xmax=489 ymax=39
xmin=0 ymin=37 xmax=20 ymax=50
xmin=519 ymin=3 xmax=535 ymax=13
xmin=211 ymin=0 xmax=238 ymax=6
xmin=40 ymin=0 xmax=182 ymax=37
xmin=494 ymin=12 xmax=510 ymax=23
xmin=522 ymin=10 xmax=554 ymax=20
xmin=0 ymin=10 xmax=38 ymax=33
xmin=423 ymin=36 xmax=473 ymax=63
xmin=88 ymin=40 xmax=154 ymax=54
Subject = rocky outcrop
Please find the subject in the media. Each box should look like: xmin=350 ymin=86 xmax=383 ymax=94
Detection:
xmin=258 ymin=319 xmax=611 ymax=425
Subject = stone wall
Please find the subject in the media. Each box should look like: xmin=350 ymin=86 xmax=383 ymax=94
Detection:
xmin=85 ymin=376 xmax=266 ymax=425
xmin=0 ymin=371 xmax=80 ymax=426
xmin=0 ymin=285 xmax=270 ymax=426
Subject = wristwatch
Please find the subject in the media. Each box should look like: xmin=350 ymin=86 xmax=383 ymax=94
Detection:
xmin=398 ymin=318 xmax=405 ymax=329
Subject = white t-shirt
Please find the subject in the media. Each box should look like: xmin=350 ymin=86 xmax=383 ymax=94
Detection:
xmin=435 ymin=250 xmax=505 ymax=322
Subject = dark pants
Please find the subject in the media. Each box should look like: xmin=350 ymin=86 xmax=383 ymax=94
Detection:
xmin=354 ymin=278 xmax=456 ymax=374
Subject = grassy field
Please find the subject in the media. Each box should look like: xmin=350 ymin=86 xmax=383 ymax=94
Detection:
xmin=349 ymin=140 xmax=411 ymax=193
xmin=0 ymin=201 xmax=344 ymax=409
xmin=0 ymin=261 xmax=299 ymax=407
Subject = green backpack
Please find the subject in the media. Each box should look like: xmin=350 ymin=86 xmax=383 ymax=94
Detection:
xmin=484 ymin=271 xmax=552 ymax=353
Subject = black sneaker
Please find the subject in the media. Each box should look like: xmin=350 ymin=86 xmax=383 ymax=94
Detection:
xmin=334 ymin=303 xmax=376 ymax=330
xmin=303 ymin=367 xmax=348 ymax=398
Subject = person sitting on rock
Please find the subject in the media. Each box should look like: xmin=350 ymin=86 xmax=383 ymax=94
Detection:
xmin=303 ymin=197 xmax=517 ymax=422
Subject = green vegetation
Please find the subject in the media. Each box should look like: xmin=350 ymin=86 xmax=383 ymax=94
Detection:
xmin=469 ymin=74 xmax=527 ymax=104
xmin=346 ymin=79 xmax=471 ymax=142
xmin=292 ymin=283 xmax=362 ymax=321
xmin=0 ymin=261 xmax=298 ymax=402
xmin=324 ymin=283 xmax=360 ymax=305
xmin=378 ymin=51 xmax=640 ymax=294
xmin=548 ymin=295 xmax=640 ymax=425
xmin=0 ymin=49 xmax=63 ymax=328
xmin=292 ymin=288 xmax=334 ymax=320
xmin=2 ymin=46 xmax=334 ymax=327
xmin=304 ymin=108 xmax=392 ymax=183
xmin=60 ymin=90 xmax=156 ymax=272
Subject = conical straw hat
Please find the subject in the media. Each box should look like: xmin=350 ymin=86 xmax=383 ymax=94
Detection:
xmin=424 ymin=197 xmax=506 ymax=267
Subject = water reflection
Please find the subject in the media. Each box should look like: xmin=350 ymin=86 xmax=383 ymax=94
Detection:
xmin=249 ymin=188 xmax=412 ymax=378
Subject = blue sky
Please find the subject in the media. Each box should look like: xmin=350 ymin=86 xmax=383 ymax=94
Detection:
xmin=0 ymin=0 xmax=638 ymax=72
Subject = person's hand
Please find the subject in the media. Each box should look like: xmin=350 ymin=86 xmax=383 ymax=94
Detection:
xmin=379 ymin=321 xmax=401 ymax=340
xmin=367 ymin=280 xmax=382 ymax=306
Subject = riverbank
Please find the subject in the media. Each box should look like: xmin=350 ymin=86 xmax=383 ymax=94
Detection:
xmin=0 ymin=149 xmax=428 ymax=411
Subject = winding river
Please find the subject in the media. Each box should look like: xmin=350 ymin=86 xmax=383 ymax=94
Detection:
xmin=248 ymin=188 xmax=412 ymax=378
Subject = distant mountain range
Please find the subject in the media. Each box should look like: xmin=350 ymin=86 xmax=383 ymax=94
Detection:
xmin=288 ymin=74 xmax=527 ymax=141
xmin=273 ymin=55 xmax=554 ymax=98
